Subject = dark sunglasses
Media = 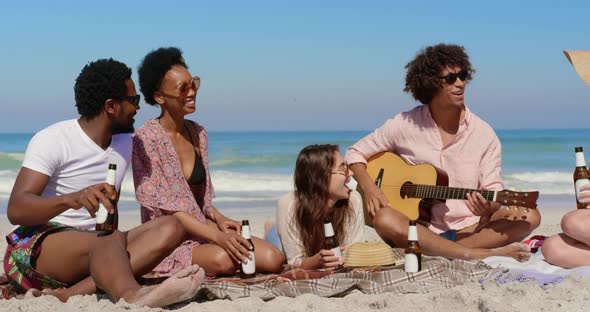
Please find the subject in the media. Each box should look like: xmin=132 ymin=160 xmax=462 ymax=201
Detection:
xmin=118 ymin=95 xmax=141 ymax=106
xmin=439 ymin=70 xmax=468 ymax=84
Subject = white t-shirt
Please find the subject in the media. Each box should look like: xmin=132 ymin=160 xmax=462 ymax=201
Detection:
xmin=21 ymin=119 xmax=131 ymax=230
xmin=276 ymin=190 xmax=366 ymax=265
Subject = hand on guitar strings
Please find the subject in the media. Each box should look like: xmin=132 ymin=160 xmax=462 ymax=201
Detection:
xmin=466 ymin=192 xmax=501 ymax=228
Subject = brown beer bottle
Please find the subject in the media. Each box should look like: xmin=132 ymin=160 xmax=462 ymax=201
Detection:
xmin=404 ymin=220 xmax=422 ymax=273
xmin=240 ymin=220 xmax=256 ymax=278
xmin=323 ymin=220 xmax=343 ymax=269
xmin=574 ymin=147 xmax=590 ymax=209
xmin=96 ymin=163 xmax=118 ymax=233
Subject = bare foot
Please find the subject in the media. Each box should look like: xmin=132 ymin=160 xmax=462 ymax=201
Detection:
xmin=132 ymin=265 xmax=205 ymax=308
xmin=491 ymin=242 xmax=531 ymax=262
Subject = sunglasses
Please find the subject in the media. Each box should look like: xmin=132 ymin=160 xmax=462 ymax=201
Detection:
xmin=439 ymin=70 xmax=468 ymax=84
xmin=159 ymin=76 xmax=201 ymax=99
xmin=331 ymin=162 xmax=350 ymax=176
xmin=118 ymin=95 xmax=141 ymax=106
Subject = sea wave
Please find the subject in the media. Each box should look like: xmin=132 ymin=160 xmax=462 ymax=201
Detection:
xmin=0 ymin=169 xmax=575 ymax=203
xmin=503 ymin=171 xmax=573 ymax=195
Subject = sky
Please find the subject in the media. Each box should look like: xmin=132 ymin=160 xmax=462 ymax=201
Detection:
xmin=0 ymin=0 xmax=589 ymax=132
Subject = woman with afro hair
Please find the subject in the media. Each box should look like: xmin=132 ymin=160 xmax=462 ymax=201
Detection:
xmin=132 ymin=47 xmax=284 ymax=277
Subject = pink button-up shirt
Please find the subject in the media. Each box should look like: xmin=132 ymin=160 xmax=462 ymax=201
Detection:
xmin=345 ymin=105 xmax=503 ymax=233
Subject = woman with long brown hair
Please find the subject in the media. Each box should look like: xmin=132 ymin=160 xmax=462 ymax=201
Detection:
xmin=276 ymin=144 xmax=365 ymax=269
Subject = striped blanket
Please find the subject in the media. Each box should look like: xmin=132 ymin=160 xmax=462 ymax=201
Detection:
xmin=0 ymin=251 xmax=501 ymax=302
xmin=195 ymin=253 xmax=501 ymax=301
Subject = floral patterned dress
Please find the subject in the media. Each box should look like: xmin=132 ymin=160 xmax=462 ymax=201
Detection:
xmin=132 ymin=119 xmax=215 ymax=277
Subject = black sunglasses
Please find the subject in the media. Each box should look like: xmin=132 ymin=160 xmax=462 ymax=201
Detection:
xmin=118 ymin=95 xmax=141 ymax=106
xmin=439 ymin=70 xmax=468 ymax=84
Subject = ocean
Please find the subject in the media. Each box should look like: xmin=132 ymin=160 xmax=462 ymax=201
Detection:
xmin=1 ymin=129 xmax=589 ymax=215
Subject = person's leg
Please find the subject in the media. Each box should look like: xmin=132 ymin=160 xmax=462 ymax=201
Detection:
xmin=373 ymin=208 xmax=530 ymax=261
xmin=541 ymin=209 xmax=590 ymax=268
xmin=192 ymin=237 xmax=285 ymax=277
xmin=36 ymin=229 xmax=204 ymax=307
xmin=541 ymin=233 xmax=590 ymax=268
xmin=455 ymin=206 xmax=541 ymax=248
xmin=250 ymin=236 xmax=285 ymax=273
xmin=41 ymin=216 xmax=186 ymax=301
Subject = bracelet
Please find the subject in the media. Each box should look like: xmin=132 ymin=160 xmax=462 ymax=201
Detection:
xmin=293 ymin=256 xmax=304 ymax=268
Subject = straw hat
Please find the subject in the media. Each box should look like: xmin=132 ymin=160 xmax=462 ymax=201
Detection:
xmin=564 ymin=50 xmax=590 ymax=87
xmin=343 ymin=241 xmax=404 ymax=267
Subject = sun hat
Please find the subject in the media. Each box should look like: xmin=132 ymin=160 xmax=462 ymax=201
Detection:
xmin=563 ymin=50 xmax=590 ymax=87
xmin=343 ymin=241 xmax=404 ymax=267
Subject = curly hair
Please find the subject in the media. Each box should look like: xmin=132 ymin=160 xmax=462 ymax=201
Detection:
xmin=138 ymin=47 xmax=188 ymax=105
xmin=74 ymin=58 xmax=131 ymax=118
xmin=404 ymin=43 xmax=475 ymax=105
xmin=292 ymin=144 xmax=353 ymax=258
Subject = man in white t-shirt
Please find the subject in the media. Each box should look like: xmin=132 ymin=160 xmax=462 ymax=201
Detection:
xmin=4 ymin=58 xmax=204 ymax=307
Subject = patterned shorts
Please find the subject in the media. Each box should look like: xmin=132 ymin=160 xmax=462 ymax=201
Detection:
xmin=4 ymin=222 xmax=73 ymax=293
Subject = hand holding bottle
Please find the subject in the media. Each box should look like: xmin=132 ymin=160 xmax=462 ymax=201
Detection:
xmin=68 ymin=182 xmax=117 ymax=217
xmin=577 ymin=183 xmax=590 ymax=208
xmin=315 ymin=247 xmax=344 ymax=270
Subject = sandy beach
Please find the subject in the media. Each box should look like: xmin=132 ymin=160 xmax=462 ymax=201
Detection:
xmin=1 ymin=205 xmax=589 ymax=312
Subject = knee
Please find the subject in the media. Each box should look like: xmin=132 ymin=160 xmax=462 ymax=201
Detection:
xmin=208 ymin=252 xmax=237 ymax=276
xmin=373 ymin=208 xmax=406 ymax=243
xmin=104 ymin=230 xmax=127 ymax=247
xmin=155 ymin=216 xmax=186 ymax=249
xmin=526 ymin=208 xmax=541 ymax=231
xmin=257 ymin=244 xmax=285 ymax=273
xmin=541 ymin=234 xmax=566 ymax=265
xmin=561 ymin=211 xmax=584 ymax=237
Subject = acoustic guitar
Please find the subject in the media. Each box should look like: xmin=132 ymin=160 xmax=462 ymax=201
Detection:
xmin=359 ymin=152 xmax=539 ymax=225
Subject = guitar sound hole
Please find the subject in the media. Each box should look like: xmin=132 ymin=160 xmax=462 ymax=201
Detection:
xmin=400 ymin=182 xmax=413 ymax=199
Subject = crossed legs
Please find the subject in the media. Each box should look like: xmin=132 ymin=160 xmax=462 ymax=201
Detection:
xmin=374 ymin=206 xmax=540 ymax=261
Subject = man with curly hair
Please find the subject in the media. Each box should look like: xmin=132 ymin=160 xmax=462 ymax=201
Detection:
xmin=346 ymin=43 xmax=541 ymax=261
xmin=4 ymin=58 xmax=204 ymax=307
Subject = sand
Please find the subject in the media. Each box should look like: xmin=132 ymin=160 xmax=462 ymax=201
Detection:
xmin=1 ymin=207 xmax=589 ymax=311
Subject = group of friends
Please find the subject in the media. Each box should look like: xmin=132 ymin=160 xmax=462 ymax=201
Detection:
xmin=3 ymin=44 xmax=590 ymax=308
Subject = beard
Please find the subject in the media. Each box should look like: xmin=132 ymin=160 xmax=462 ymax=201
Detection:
xmin=112 ymin=119 xmax=135 ymax=134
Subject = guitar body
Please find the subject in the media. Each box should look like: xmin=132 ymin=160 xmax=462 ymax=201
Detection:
xmin=360 ymin=152 xmax=449 ymax=225
xmin=359 ymin=152 xmax=538 ymax=227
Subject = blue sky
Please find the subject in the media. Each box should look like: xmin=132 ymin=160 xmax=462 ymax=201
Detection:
xmin=0 ymin=1 xmax=588 ymax=132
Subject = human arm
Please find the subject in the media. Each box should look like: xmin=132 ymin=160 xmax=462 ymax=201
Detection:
xmin=204 ymin=206 xmax=241 ymax=234
xmin=465 ymin=135 xmax=503 ymax=225
xmin=346 ymin=119 xmax=400 ymax=216
xmin=7 ymin=167 xmax=116 ymax=226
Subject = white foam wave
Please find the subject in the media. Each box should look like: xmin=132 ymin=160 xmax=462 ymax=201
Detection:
xmin=209 ymin=170 xmax=293 ymax=192
xmin=0 ymin=169 xmax=574 ymax=202
xmin=503 ymin=171 xmax=573 ymax=195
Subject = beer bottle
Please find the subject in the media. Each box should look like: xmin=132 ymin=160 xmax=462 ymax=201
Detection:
xmin=574 ymin=147 xmax=590 ymax=209
xmin=404 ymin=220 xmax=422 ymax=273
xmin=96 ymin=163 xmax=118 ymax=232
xmin=240 ymin=220 xmax=256 ymax=278
xmin=323 ymin=220 xmax=343 ymax=269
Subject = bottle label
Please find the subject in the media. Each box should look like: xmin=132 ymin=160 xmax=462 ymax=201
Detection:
xmin=404 ymin=254 xmax=419 ymax=273
xmin=241 ymin=250 xmax=256 ymax=274
xmin=96 ymin=203 xmax=109 ymax=224
xmin=576 ymin=153 xmax=587 ymax=167
xmin=575 ymin=179 xmax=590 ymax=201
xmin=330 ymin=246 xmax=342 ymax=260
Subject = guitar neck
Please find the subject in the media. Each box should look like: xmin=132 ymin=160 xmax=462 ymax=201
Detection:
xmin=411 ymin=184 xmax=496 ymax=202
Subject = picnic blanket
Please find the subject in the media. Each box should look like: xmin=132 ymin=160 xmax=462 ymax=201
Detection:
xmin=0 ymin=251 xmax=501 ymax=301
xmin=483 ymin=247 xmax=590 ymax=288
xmin=195 ymin=253 xmax=500 ymax=302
